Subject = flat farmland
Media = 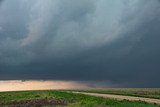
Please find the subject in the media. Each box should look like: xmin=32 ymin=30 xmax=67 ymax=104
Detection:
xmin=78 ymin=88 xmax=160 ymax=99
xmin=0 ymin=90 xmax=160 ymax=107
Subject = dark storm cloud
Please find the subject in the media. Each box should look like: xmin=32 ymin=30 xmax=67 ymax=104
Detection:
xmin=0 ymin=0 xmax=3 ymax=3
xmin=0 ymin=0 xmax=160 ymax=87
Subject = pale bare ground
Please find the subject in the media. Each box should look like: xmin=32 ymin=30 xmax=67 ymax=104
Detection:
xmin=72 ymin=92 xmax=160 ymax=105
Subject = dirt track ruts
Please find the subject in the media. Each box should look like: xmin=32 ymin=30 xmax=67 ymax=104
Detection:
xmin=73 ymin=92 xmax=160 ymax=105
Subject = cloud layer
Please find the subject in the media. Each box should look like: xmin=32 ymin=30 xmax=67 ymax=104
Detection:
xmin=0 ymin=0 xmax=160 ymax=87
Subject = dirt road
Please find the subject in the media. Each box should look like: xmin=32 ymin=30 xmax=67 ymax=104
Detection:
xmin=73 ymin=92 xmax=160 ymax=105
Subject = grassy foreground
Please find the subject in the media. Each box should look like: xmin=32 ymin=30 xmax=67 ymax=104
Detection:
xmin=77 ymin=88 xmax=160 ymax=99
xmin=0 ymin=90 xmax=159 ymax=107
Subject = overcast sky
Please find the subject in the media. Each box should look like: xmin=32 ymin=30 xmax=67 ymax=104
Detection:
xmin=0 ymin=0 xmax=160 ymax=87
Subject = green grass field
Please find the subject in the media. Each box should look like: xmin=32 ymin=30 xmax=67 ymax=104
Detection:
xmin=77 ymin=88 xmax=160 ymax=99
xmin=0 ymin=90 xmax=160 ymax=107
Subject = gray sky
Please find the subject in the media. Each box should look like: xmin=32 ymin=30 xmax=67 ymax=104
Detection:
xmin=0 ymin=0 xmax=160 ymax=87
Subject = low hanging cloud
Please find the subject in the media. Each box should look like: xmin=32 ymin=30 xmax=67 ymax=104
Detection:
xmin=0 ymin=0 xmax=160 ymax=87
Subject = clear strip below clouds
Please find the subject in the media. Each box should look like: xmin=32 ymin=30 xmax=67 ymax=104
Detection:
xmin=0 ymin=80 xmax=118 ymax=92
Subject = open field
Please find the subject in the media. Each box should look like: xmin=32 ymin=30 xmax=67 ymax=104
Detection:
xmin=0 ymin=90 xmax=160 ymax=107
xmin=77 ymin=88 xmax=160 ymax=99
xmin=72 ymin=92 xmax=160 ymax=105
